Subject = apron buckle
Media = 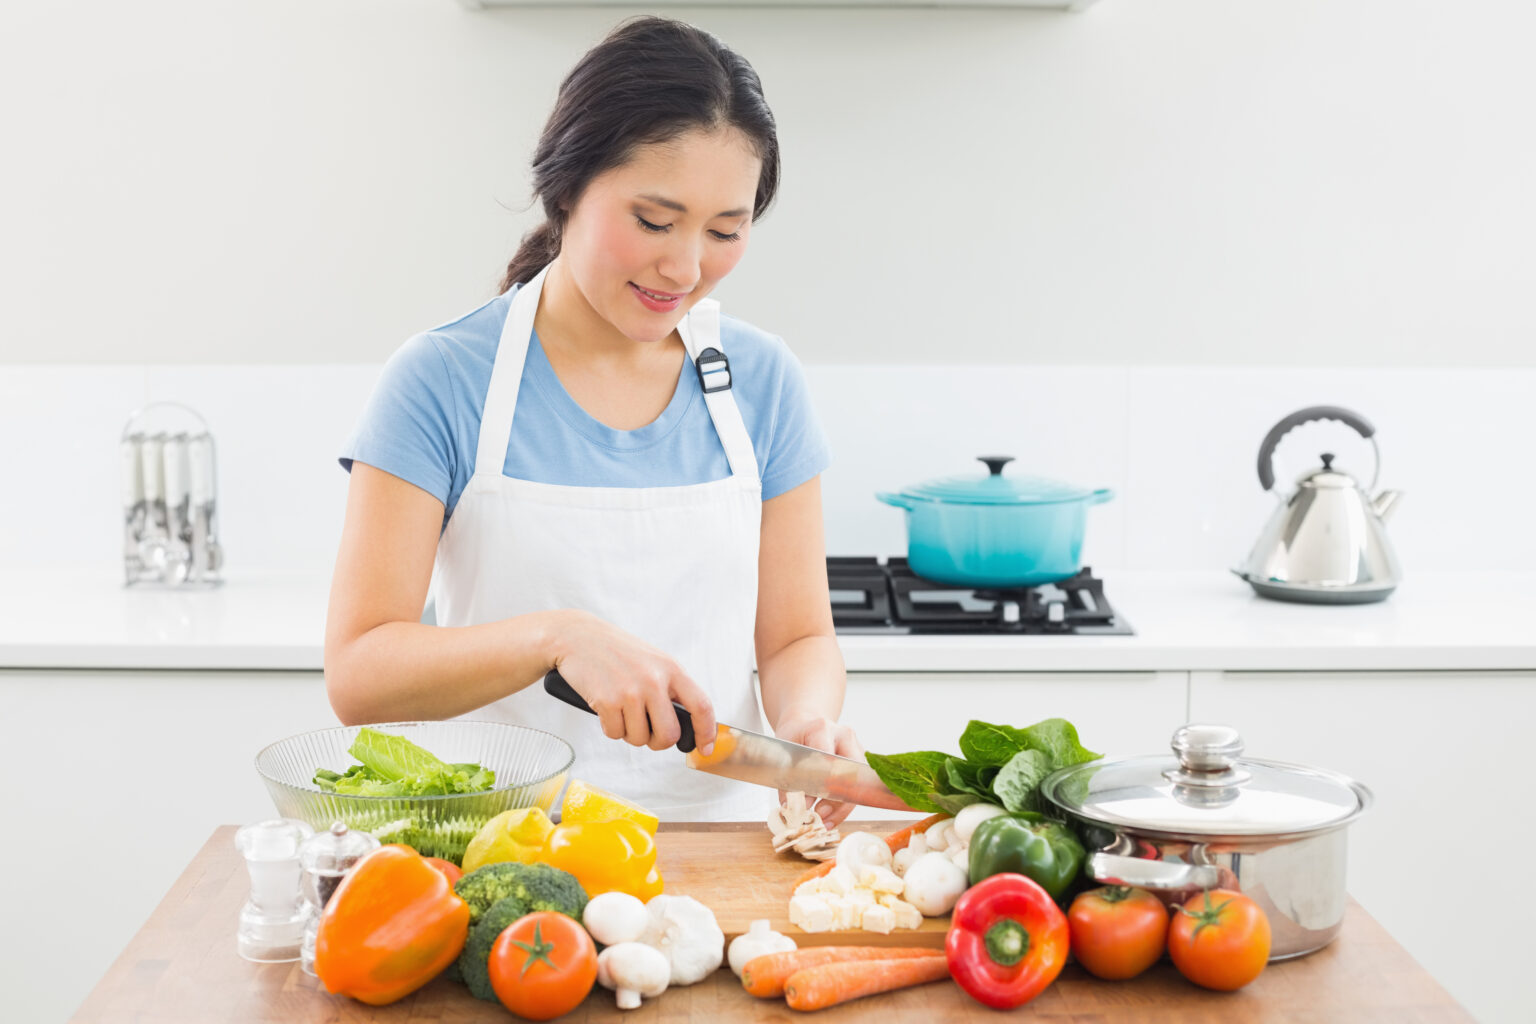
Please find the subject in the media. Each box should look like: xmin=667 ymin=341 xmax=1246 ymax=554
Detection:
xmin=695 ymin=347 xmax=732 ymax=393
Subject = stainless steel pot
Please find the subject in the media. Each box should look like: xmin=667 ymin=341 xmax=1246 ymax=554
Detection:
xmin=1040 ymin=724 xmax=1372 ymax=960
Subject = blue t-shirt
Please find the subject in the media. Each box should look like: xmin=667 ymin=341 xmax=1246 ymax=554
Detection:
xmin=340 ymin=288 xmax=832 ymax=530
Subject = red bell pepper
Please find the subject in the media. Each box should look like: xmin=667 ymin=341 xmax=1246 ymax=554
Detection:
xmin=945 ymin=872 xmax=1069 ymax=1009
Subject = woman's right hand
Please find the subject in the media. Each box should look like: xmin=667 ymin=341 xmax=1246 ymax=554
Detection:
xmin=550 ymin=610 xmax=718 ymax=755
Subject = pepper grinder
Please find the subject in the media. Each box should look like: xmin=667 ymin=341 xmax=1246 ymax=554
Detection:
xmin=298 ymin=822 xmax=381 ymax=977
xmin=234 ymin=818 xmax=315 ymax=963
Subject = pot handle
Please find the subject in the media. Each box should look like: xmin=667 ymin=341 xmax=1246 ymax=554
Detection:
xmin=1089 ymin=487 xmax=1114 ymax=505
xmin=875 ymin=491 xmax=915 ymax=510
xmin=1086 ymin=851 xmax=1221 ymax=892
xmin=1256 ymin=405 xmax=1379 ymax=493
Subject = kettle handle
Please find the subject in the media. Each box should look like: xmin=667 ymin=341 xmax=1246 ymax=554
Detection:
xmin=1257 ymin=405 xmax=1379 ymax=492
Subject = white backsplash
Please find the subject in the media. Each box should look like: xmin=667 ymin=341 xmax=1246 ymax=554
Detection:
xmin=2 ymin=364 xmax=1530 ymax=579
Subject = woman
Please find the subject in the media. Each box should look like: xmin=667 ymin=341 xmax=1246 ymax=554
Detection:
xmin=324 ymin=17 xmax=859 ymax=826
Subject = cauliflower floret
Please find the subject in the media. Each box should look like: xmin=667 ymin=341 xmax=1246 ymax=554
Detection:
xmin=822 ymin=864 xmax=858 ymax=895
xmin=877 ymin=894 xmax=925 ymax=931
xmin=855 ymin=864 xmax=906 ymax=894
xmin=860 ymin=903 xmax=897 ymax=935
xmin=788 ymin=894 xmax=835 ymax=933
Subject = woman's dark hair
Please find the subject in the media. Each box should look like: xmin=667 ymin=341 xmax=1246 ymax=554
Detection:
xmin=499 ymin=16 xmax=780 ymax=291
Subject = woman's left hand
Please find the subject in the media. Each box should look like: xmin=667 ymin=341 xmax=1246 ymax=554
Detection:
xmin=774 ymin=715 xmax=864 ymax=829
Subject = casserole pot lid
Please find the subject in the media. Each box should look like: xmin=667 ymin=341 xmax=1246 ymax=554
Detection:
xmin=1041 ymin=724 xmax=1371 ymax=838
xmin=900 ymin=455 xmax=1097 ymax=506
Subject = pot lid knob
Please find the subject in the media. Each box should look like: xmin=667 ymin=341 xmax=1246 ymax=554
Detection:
xmin=977 ymin=455 xmax=1014 ymax=476
xmin=1172 ymin=723 xmax=1243 ymax=770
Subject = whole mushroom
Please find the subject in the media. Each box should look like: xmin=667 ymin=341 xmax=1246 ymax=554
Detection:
xmin=596 ymin=942 xmax=671 ymax=1010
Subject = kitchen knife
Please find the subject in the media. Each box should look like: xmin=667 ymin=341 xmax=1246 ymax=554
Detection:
xmin=542 ymin=669 xmax=913 ymax=811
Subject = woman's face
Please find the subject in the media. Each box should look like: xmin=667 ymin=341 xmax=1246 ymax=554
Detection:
xmin=558 ymin=127 xmax=762 ymax=345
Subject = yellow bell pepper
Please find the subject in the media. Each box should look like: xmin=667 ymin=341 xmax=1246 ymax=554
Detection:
xmin=461 ymin=806 xmax=556 ymax=873
xmin=540 ymin=818 xmax=664 ymax=901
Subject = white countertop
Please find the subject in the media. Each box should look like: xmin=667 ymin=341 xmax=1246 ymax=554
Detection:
xmin=3 ymin=568 xmax=1533 ymax=673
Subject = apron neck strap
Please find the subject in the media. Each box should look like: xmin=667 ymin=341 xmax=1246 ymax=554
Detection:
xmin=476 ymin=273 xmax=760 ymax=485
xmin=475 ymin=265 xmax=548 ymax=478
xmin=677 ymin=299 xmax=760 ymax=483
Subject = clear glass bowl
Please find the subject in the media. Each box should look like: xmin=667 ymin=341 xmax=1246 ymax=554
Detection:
xmin=255 ymin=720 xmax=573 ymax=865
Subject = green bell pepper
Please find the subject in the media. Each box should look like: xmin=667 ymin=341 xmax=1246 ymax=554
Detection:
xmin=967 ymin=813 xmax=1085 ymax=900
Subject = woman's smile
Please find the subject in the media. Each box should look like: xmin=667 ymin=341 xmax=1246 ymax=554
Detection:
xmin=629 ymin=282 xmax=686 ymax=312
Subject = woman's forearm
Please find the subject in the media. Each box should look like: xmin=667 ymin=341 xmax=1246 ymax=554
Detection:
xmin=325 ymin=609 xmax=576 ymax=724
xmin=757 ymin=633 xmax=847 ymax=732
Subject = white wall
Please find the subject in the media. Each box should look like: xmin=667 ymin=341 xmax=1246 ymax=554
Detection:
xmin=2 ymin=0 xmax=1533 ymax=367
xmin=4 ymin=362 xmax=1530 ymax=577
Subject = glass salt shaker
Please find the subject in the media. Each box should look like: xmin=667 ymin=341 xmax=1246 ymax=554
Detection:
xmin=298 ymin=822 xmax=381 ymax=976
xmin=233 ymin=818 xmax=315 ymax=962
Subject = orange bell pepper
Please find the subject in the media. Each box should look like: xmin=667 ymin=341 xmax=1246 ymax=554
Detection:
xmin=314 ymin=844 xmax=470 ymax=1006
xmin=540 ymin=818 xmax=664 ymax=901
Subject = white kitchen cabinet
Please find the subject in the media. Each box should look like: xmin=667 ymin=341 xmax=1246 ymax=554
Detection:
xmin=1189 ymin=670 xmax=1536 ymax=1024
xmin=841 ymin=670 xmax=1187 ymax=821
xmin=0 ymin=669 xmax=337 ymax=1024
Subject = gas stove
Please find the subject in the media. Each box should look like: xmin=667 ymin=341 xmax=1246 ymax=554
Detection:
xmin=828 ymin=557 xmax=1133 ymax=636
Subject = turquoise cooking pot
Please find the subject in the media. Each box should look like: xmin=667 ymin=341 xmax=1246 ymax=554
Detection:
xmin=877 ymin=456 xmax=1114 ymax=587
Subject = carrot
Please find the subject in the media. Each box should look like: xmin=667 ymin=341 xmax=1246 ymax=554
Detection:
xmin=882 ymin=812 xmax=951 ymax=855
xmin=784 ymin=956 xmax=952 ymax=1011
xmin=742 ymin=947 xmax=940 ymax=999
xmin=793 ymin=860 xmax=838 ymax=889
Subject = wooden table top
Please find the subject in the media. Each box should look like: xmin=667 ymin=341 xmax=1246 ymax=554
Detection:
xmin=73 ymin=823 xmax=1472 ymax=1024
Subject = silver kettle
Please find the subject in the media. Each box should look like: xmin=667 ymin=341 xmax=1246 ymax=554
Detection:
xmin=1234 ymin=406 xmax=1404 ymax=604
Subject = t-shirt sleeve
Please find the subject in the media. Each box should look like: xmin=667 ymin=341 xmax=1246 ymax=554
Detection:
xmin=338 ymin=333 xmax=457 ymax=507
xmin=758 ymin=337 xmax=833 ymax=501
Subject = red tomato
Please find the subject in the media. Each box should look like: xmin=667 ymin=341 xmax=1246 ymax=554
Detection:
xmin=488 ymin=911 xmax=598 ymax=1020
xmin=1167 ymin=889 xmax=1271 ymax=991
xmin=1067 ymin=885 xmax=1168 ymax=980
xmin=422 ymin=857 xmax=462 ymax=885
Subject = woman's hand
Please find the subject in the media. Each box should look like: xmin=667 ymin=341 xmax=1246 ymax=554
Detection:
xmin=774 ymin=714 xmax=863 ymax=829
xmin=551 ymin=610 xmax=718 ymax=754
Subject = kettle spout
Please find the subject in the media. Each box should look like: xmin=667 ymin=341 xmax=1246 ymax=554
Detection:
xmin=1372 ymin=489 xmax=1404 ymax=522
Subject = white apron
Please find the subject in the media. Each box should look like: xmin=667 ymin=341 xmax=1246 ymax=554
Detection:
xmin=430 ymin=265 xmax=769 ymax=822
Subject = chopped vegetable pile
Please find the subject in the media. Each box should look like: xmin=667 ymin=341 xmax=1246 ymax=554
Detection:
xmin=313 ymin=727 xmax=496 ymax=797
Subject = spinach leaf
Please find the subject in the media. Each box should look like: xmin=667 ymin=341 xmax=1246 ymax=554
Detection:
xmin=992 ymin=748 xmax=1053 ymax=814
xmin=944 ymin=757 xmax=994 ymax=798
xmin=866 ymin=750 xmax=952 ymax=814
xmin=1016 ymin=719 xmax=1102 ymax=769
xmin=930 ymin=791 xmax=983 ymax=815
xmin=957 ymin=720 xmax=1035 ymax=767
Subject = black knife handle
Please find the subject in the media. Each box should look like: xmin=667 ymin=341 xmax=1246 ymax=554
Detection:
xmin=542 ymin=668 xmax=696 ymax=754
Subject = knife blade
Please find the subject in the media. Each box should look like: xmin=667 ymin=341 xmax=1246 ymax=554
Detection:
xmin=542 ymin=669 xmax=913 ymax=812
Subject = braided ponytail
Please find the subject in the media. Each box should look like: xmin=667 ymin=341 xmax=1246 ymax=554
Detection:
xmin=499 ymin=218 xmax=562 ymax=292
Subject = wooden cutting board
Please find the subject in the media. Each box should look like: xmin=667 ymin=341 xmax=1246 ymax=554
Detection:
xmin=656 ymin=820 xmax=948 ymax=948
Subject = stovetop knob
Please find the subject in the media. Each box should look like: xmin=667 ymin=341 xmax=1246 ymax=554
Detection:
xmin=1046 ymin=601 xmax=1066 ymax=624
xmin=1001 ymin=600 xmax=1021 ymax=624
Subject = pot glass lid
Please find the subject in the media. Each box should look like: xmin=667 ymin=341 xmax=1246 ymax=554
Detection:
xmin=1041 ymin=724 xmax=1372 ymax=838
xmin=900 ymin=455 xmax=1097 ymax=506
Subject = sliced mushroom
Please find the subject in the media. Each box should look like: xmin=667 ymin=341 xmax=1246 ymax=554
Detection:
xmin=767 ymin=791 xmax=841 ymax=861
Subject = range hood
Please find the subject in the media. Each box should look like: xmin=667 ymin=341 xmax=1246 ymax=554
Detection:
xmin=458 ymin=1 xmax=1100 ymax=10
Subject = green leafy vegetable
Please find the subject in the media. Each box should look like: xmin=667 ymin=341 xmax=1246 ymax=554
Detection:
xmin=958 ymin=720 xmax=1036 ymax=767
xmin=1012 ymin=719 xmax=1100 ymax=772
xmin=863 ymin=750 xmax=952 ymax=814
xmin=992 ymin=748 xmax=1053 ymax=813
xmin=869 ymin=717 xmax=1101 ymax=818
xmin=312 ymin=727 xmax=496 ymax=797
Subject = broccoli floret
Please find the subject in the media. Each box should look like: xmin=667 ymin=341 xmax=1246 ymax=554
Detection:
xmin=453 ymin=862 xmax=589 ymax=926
xmin=457 ymin=896 xmax=529 ymax=1001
